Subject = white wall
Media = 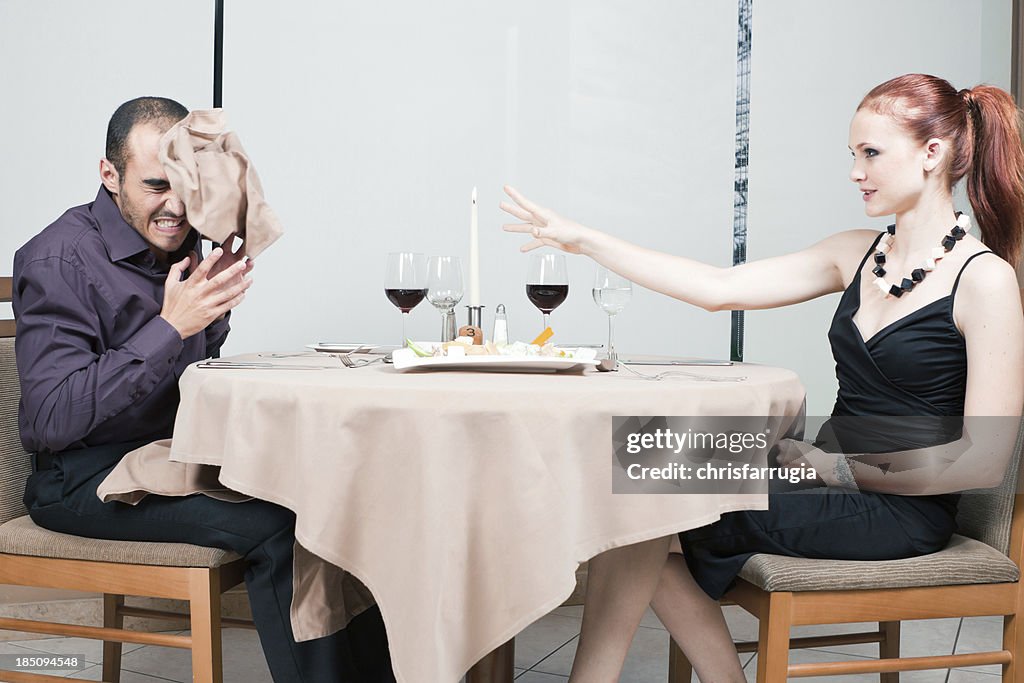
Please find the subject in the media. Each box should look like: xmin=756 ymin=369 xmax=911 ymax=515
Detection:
xmin=219 ymin=0 xmax=737 ymax=357
xmin=744 ymin=0 xmax=1013 ymax=414
xmin=0 ymin=0 xmax=212 ymax=264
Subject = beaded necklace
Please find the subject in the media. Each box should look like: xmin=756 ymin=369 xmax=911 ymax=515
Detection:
xmin=871 ymin=213 xmax=970 ymax=298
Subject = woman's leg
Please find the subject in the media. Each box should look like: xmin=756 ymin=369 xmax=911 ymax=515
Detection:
xmin=569 ymin=536 xmax=672 ymax=682
xmin=651 ymin=553 xmax=745 ymax=683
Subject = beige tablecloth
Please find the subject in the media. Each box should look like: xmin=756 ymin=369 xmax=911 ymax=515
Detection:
xmin=104 ymin=355 xmax=805 ymax=682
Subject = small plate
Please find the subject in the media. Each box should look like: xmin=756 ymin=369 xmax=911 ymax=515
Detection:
xmin=307 ymin=343 xmax=380 ymax=354
xmin=391 ymin=345 xmax=599 ymax=373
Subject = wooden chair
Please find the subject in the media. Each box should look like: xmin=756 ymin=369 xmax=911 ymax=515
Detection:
xmin=668 ymin=420 xmax=1024 ymax=682
xmin=0 ymin=276 xmax=254 ymax=683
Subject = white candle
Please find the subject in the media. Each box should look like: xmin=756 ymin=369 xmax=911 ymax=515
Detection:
xmin=470 ymin=187 xmax=480 ymax=306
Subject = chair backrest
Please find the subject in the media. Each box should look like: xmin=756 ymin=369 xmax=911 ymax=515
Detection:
xmin=955 ymin=418 xmax=1024 ymax=561
xmin=0 ymin=277 xmax=32 ymax=525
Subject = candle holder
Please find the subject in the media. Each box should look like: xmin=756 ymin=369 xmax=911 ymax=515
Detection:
xmin=466 ymin=305 xmax=485 ymax=329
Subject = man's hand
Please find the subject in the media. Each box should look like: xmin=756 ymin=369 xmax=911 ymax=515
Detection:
xmin=198 ymin=235 xmax=251 ymax=282
xmin=161 ymin=248 xmax=253 ymax=340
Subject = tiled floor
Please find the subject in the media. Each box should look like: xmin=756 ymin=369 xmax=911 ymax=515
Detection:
xmin=3 ymin=608 xmax=1007 ymax=681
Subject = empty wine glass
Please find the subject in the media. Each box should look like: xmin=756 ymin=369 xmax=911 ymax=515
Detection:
xmin=384 ymin=252 xmax=427 ymax=347
xmin=592 ymin=266 xmax=632 ymax=362
xmin=525 ymin=253 xmax=569 ymax=330
xmin=427 ymin=256 xmax=464 ymax=342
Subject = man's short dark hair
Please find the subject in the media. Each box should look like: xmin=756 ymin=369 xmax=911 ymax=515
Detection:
xmin=105 ymin=97 xmax=188 ymax=181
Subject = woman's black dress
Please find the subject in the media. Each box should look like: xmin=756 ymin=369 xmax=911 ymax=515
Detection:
xmin=679 ymin=233 xmax=995 ymax=599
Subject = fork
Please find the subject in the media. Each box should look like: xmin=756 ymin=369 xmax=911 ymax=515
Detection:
xmin=616 ymin=362 xmax=746 ymax=382
xmin=337 ymin=354 xmax=384 ymax=368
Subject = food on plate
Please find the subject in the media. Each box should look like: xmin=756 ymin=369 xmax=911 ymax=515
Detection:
xmin=428 ymin=336 xmax=584 ymax=359
xmin=530 ymin=326 xmax=554 ymax=346
xmin=405 ymin=339 xmax=433 ymax=357
xmin=399 ymin=328 xmax=594 ymax=363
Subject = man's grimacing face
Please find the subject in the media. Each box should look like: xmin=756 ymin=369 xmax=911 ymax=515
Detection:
xmin=102 ymin=123 xmax=191 ymax=261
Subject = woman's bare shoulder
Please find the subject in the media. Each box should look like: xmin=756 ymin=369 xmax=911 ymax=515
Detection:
xmin=954 ymin=249 xmax=1020 ymax=298
xmin=812 ymin=228 xmax=885 ymax=276
xmin=953 ymin=249 xmax=1022 ymax=334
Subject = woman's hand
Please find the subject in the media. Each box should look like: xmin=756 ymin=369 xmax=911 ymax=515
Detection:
xmin=500 ymin=185 xmax=592 ymax=255
xmin=773 ymin=438 xmax=829 ymax=486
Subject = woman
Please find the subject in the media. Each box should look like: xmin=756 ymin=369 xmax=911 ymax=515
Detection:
xmin=500 ymin=74 xmax=1024 ymax=682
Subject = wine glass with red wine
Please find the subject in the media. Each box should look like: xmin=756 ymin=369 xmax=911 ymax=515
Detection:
xmin=384 ymin=252 xmax=427 ymax=348
xmin=525 ymin=253 xmax=569 ymax=332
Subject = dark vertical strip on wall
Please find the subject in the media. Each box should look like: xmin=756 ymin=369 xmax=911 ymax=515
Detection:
xmin=1013 ymin=0 xmax=1023 ymax=107
xmin=213 ymin=0 xmax=224 ymax=108
xmin=730 ymin=0 xmax=752 ymax=362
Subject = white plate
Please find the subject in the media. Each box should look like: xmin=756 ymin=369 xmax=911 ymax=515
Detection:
xmin=307 ymin=343 xmax=381 ymax=354
xmin=391 ymin=345 xmax=599 ymax=373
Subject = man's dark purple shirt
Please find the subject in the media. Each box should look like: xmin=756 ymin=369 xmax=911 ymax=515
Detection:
xmin=13 ymin=186 xmax=230 ymax=454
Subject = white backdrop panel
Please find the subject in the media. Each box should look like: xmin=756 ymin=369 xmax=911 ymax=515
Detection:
xmin=0 ymin=0 xmax=213 ymax=275
xmin=220 ymin=0 xmax=737 ymax=357
xmin=745 ymin=0 xmax=1012 ymax=415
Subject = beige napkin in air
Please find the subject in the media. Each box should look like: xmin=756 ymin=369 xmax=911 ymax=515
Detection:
xmin=158 ymin=109 xmax=283 ymax=258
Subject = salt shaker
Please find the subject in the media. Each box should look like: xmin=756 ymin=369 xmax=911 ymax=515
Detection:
xmin=492 ymin=304 xmax=509 ymax=345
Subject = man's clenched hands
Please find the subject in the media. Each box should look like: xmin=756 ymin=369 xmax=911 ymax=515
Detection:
xmin=160 ymin=247 xmax=254 ymax=340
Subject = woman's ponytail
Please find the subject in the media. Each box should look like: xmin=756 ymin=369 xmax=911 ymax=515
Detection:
xmin=964 ymin=86 xmax=1024 ymax=267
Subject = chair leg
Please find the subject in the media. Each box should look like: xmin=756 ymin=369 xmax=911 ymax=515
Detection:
xmin=1005 ymin=610 xmax=1024 ymax=682
xmin=879 ymin=621 xmax=900 ymax=683
xmin=189 ymin=569 xmax=223 ymax=683
xmin=756 ymin=592 xmax=792 ymax=683
xmin=102 ymin=593 xmax=124 ymax=683
xmin=465 ymin=638 xmax=515 ymax=683
xmin=668 ymin=636 xmax=693 ymax=682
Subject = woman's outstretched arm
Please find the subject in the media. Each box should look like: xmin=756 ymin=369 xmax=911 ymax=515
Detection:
xmin=501 ymin=185 xmax=874 ymax=312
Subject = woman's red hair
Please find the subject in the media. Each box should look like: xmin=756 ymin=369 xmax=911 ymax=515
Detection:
xmin=859 ymin=74 xmax=1024 ymax=267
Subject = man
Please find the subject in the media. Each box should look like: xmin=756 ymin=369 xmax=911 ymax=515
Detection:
xmin=13 ymin=97 xmax=392 ymax=682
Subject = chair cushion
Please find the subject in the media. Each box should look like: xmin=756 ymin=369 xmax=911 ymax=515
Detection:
xmin=0 ymin=516 xmax=242 ymax=568
xmin=738 ymin=534 xmax=1020 ymax=592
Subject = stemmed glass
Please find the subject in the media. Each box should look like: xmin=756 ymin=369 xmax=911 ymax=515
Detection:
xmin=592 ymin=266 xmax=632 ymax=362
xmin=426 ymin=256 xmax=464 ymax=342
xmin=384 ymin=252 xmax=427 ymax=347
xmin=525 ymin=253 xmax=569 ymax=330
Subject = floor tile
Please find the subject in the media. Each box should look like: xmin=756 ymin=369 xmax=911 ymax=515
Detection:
xmin=955 ymin=616 xmax=1004 ymax=675
xmin=529 ymin=635 xmax=576 ymax=676
xmin=550 ymin=605 xmax=583 ymax=619
xmin=66 ymin=664 xmax=182 ymax=681
xmin=744 ymin=648 xmax=882 ymax=682
xmin=513 ymin=614 xmax=581 ymax=671
xmin=7 ymin=635 xmax=104 ymax=665
xmin=948 ymin=670 xmax=1004 ymax=681
xmin=797 ymin=618 xmax=960 ymax=659
xmin=618 ymin=626 xmax=671 ymax=682
xmin=897 ymin=618 xmax=962 ymax=659
xmin=898 ymin=670 xmax=953 ymax=682
xmin=516 ymin=672 xmax=568 ymax=682
xmin=723 ymin=604 xmax=759 ymax=642
xmin=531 ymin=620 xmax=673 ymax=680
xmin=637 ymin=607 xmax=665 ymax=631
xmin=117 ymin=628 xmax=271 ymax=682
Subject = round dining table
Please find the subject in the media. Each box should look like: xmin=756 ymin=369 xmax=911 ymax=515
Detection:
xmin=164 ymin=353 xmax=805 ymax=683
